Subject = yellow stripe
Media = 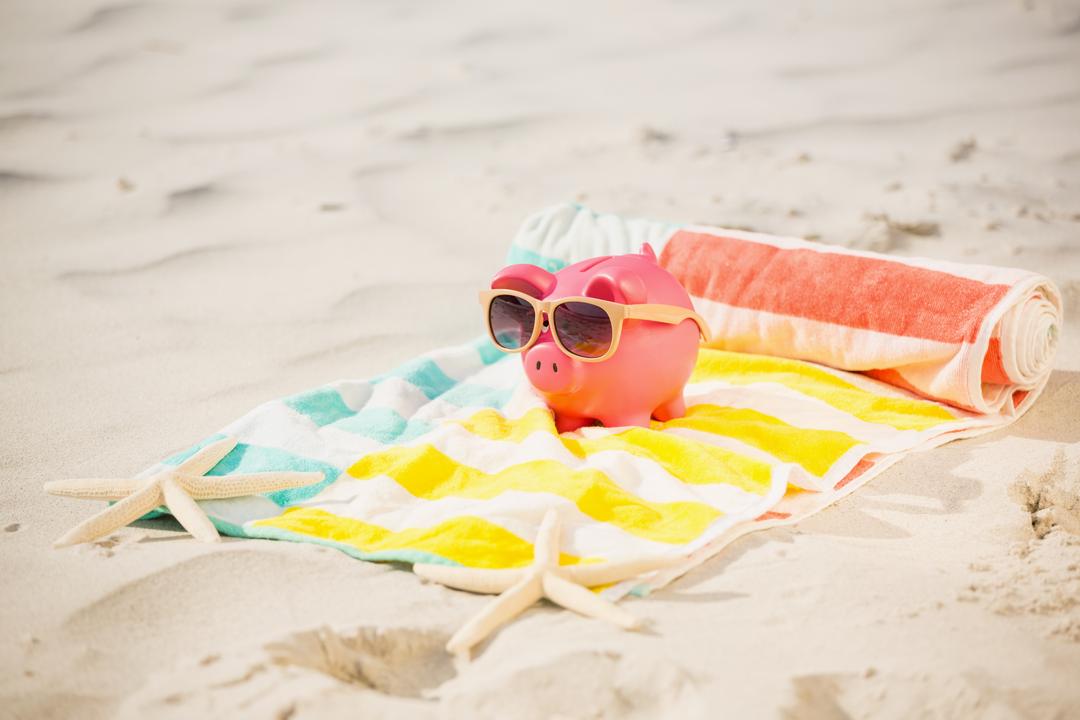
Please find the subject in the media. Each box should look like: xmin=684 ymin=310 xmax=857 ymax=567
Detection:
xmin=253 ymin=508 xmax=583 ymax=569
xmin=569 ymin=430 xmax=771 ymax=492
xmin=662 ymin=404 xmax=860 ymax=477
xmin=457 ymin=406 xmax=559 ymax=442
xmin=458 ymin=408 xmax=773 ymax=495
xmin=458 ymin=404 xmax=853 ymax=482
xmin=346 ymin=445 xmax=722 ymax=545
xmin=691 ymin=349 xmax=956 ymax=431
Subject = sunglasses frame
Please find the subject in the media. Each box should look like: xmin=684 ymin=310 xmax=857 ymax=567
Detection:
xmin=479 ymin=288 xmax=711 ymax=363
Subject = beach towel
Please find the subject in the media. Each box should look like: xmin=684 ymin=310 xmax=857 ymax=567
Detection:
xmin=137 ymin=203 xmax=1062 ymax=596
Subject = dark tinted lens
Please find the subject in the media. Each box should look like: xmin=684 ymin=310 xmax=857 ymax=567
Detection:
xmin=553 ymin=302 xmax=613 ymax=358
xmin=488 ymin=295 xmax=536 ymax=350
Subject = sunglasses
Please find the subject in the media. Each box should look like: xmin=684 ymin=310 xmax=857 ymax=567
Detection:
xmin=479 ymin=289 xmax=711 ymax=363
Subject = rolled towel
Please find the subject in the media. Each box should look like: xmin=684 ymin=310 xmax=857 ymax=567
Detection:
xmin=510 ymin=204 xmax=1062 ymax=415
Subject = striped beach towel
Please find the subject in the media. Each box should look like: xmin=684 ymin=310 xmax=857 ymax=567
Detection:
xmin=147 ymin=203 xmax=1062 ymax=595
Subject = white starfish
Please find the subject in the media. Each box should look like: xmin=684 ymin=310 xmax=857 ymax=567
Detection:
xmin=414 ymin=509 xmax=680 ymax=658
xmin=45 ymin=436 xmax=323 ymax=548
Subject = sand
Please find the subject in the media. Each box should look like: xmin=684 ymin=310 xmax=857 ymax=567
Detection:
xmin=1 ymin=0 xmax=1079 ymax=717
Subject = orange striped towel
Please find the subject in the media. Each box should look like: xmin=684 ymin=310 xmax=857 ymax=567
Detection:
xmin=511 ymin=204 xmax=1062 ymax=418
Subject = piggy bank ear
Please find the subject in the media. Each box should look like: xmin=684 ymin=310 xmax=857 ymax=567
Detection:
xmin=639 ymin=243 xmax=657 ymax=261
xmin=491 ymin=264 xmax=557 ymax=298
xmin=583 ymin=268 xmax=647 ymax=304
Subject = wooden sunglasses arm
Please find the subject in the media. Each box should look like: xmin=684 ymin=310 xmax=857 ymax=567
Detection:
xmin=625 ymin=304 xmax=712 ymax=342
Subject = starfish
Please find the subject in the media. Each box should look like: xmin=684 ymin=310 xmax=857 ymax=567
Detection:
xmin=45 ymin=436 xmax=323 ymax=548
xmin=413 ymin=509 xmax=680 ymax=658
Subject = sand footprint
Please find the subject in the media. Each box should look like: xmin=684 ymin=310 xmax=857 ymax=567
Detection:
xmin=1009 ymin=445 xmax=1080 ymax=538
xmin=266 ymin=625 xmax=456 ymax=698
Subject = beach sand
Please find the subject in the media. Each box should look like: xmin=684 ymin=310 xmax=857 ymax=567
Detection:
xmin=1 ymin=0 xmax=1079 ymax=717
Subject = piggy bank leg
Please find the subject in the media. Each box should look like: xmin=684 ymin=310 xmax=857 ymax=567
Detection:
xmin=651 ymin=394 xmax=687 ymax=422
xmin=554 ymin=413 xmax=592 ymax=434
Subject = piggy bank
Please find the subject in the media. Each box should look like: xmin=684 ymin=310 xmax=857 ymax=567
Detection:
xmin=481 ymin=244 xmax=708 ymax=432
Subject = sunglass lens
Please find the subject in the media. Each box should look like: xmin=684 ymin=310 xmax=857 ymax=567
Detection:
xmin=488 ymin=294 xmax=536 ymax=350
xmin=553 ymin=302 xmax=613 ymax=358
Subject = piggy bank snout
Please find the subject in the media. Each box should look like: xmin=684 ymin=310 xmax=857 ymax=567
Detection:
xmin=523 ymin=342 xmax=581 ymax=394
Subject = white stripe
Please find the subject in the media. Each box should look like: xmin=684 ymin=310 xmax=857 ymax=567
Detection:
xmin=685 ymin=380 xmax=942 ymax=444
xmin=512 ymin=203 xmax=679 ymax=265
xmin=468 ymin=350 xmax=527 ymax=386
xmin=203 ymin=495 xmax=284 ymax=525
xmin=755 ymin=351 xmax=970 ymax=407
xmin=293 ymin=458 xmax=789 ymax=561
xmin=691 ymin=295 xmax=960 ymax=372
xmin=367 ymin=376 xmax=433 ymax=416
xmin=660 ymin=426 xmax=828 ymax=492
xmin=298 ymin=480 xmax=745 ymax=559
xmin=222 ymin=401 xmax=361 ymax=470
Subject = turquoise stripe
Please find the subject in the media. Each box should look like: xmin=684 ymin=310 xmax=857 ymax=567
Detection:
xmin=206 ymin=514 xmax=248 ymax=537
xmin=334 ymin=407 xmax=435 ymax=443
xmin=373 ymin=357 xmax=456 ymax=400
xmin=440 ymin=383 xmax=514 ymax=409
xmin=162 ymin=436 xmax=335 ymax=505
xmin=238 ymin=523 xmax=461 ymax=566
xmin=138 ymin=510 xmax=454 ymax=566
xmin=472 ymin=336 xmax=509 ymax=366
xmin=285 ymin=387 xmax=356 ymax=427
xmin=205 ymin=443 xmax=341 ymax=506
xmin=331 ymin=385 xmax=507 ymax=443
xmin=506 ymin=244 xmax=568 ymax=272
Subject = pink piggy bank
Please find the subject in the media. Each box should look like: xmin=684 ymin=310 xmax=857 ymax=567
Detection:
xmin=481 ymin=244 xmax=709 ymax=433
